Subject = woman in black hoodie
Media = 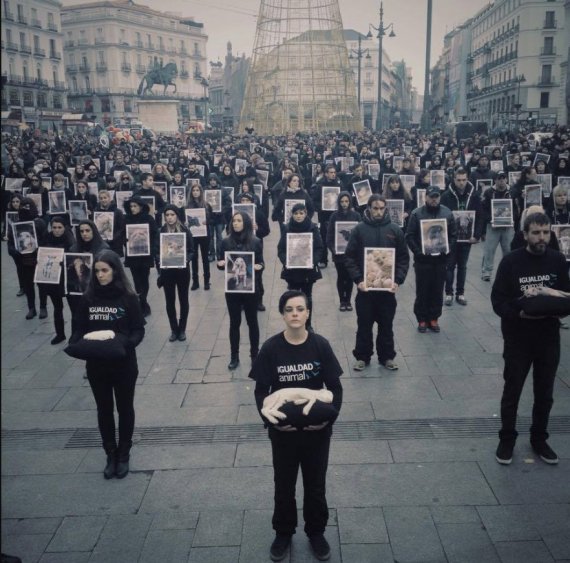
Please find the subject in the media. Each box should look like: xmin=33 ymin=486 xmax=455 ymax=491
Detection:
xmin=217 ymin=211 xmax=264 ymax=370
xmin=326 ymin=191 xmax=361 ymax=311
xmin=277 ymin=202 xmax=323 ymax=330
xmin=157 ymin=204 xmax=194 ymax=342
xmin=69 ymin=249 xmax=145 ymax=480
xmin=37 ymin=216 xmax=75 ymax=343
xmin=187 ymin=183 xmax=213 ymax=290
xmin=123 ymin=196 xmax=159 ymax=317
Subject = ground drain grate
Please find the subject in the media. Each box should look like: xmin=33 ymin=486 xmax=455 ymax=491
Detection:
xmin=3 ymin=417 xmax=570 ymax=450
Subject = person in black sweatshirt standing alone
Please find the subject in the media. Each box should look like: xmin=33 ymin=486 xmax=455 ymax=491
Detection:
xmin=491 ymin=211 xmax=570 ymax=466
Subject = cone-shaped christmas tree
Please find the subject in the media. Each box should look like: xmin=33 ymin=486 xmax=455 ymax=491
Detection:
xmin=240 ymin=0 xmax=362 ymax=134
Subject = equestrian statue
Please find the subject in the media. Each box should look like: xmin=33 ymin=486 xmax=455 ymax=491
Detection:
xmin=137 ymin=61 xmax=178 ymax=96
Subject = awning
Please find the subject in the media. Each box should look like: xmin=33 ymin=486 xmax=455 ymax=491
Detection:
xmin=62 ymin=113 xmax=86 ymax=120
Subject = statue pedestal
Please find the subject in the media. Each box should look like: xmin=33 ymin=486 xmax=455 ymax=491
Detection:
xmin=137 ymin=99 xmax=179 ymax=133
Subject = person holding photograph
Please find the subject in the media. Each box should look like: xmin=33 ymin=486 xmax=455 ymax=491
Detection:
xmin=133 ymin=173 xmax=166 ymax=224
xmin=278 ymin=203 xmax=323 ymax=331
xmin=405 ymin=186 xmax=456 ymax=333
xmin=440 ymin=168 xmax=483 ymax=306
xmin=510 ymin=206 xmax=559 ymax=252
xmin=6 ymin=193 xmax=26 ymax=296
xmin=272 ymin=174 xmax=315 ymax=236
xmin=344 ymin=195 xmax=410 ymax=371
xmin=94 ymin=189 xmax=125 ymax=257
xmin=326 ymin=191 xmax=361 ymax=311
xmin=187 ymin=183 xmax=213 ymax=290
xmin=217 ymin=211 xmax=264 ymax=370
xmin=205 ymin=172 xmax=231 ymax=263
xmin=71 ymin=180 xmax=97 ymax=218
xmin=123 ymin=196 xmax=159 ymax=317
xmin=491 ymin=212 xmax=570 ymax=466
xmin=480 ymin=172 xmax=515 ymax=281
xmin=511 ymin=166 xmax=539 ymax=230
xmin=249 ymin=290 xmax=343 ymax=562
xmin=26 ymin=174 xmax=49 ymax=218
xmin=8 ymin=197 xmax=47 ymax=320
xmin=382 ymin=175 xmax=414 ymax=230
xmin=157 ymin=205 xmax=194 ymax=342
xmin=545 ymin=185 xmax=570 ymax=226
xmin=37 ymin=216 xmax=75 ymax=343
xmin=69 ymin=250 xmax=145 ymax=479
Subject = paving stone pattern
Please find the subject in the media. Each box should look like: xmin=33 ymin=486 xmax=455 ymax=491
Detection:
xmin=2 ymin=223 xmax=570 ymax=562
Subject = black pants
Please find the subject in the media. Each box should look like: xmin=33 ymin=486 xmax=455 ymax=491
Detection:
xmin=11 ymin=253 xmax=24 ymax=290
xmin=499 ymin=331 xmax=560 ymax=444
xmin=39 ymin=286 xmax=65 ymax=337
xmin=413 ymin=261 xmax=446 ymax=322
xmin=67 ymin=295 xmax=81 ymax=336
xmin=225 ymin=293 xmax=259 ymax=356
xmin=334 ymin=261 xmax=353 ymax=304
xmin=286 ymin=281 xmax=315 ymax=328
xmin=255 ymin=269 xmax=265 ymax=307
xmin=353 ymin=291 xmax=397 ymax=363
xmin=129 ymin=265 xmax=151 ymax=306
xmin=319 ymin=219 xmax=329 ymax=264
xmin=21 ymin=264 xmax=36 ymax=310
xmin=445 ymin=242 xmax=471 ymax=296
xmin=86 ymin=360 xmax=138 ymax=451
xmin=162 ymin=266 xmax=190 ymax=333
xmin=191 ymin=237 xmax=211 ymax=282
xmin=270 ymin=428 xmax=331 ymax=537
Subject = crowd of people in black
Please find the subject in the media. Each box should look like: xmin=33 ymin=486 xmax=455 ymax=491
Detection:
xmin=2 ymin=123 xmax=569 ymax=561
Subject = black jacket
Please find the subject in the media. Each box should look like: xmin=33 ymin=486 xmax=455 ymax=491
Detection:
xmin=123 ymin=196 xmax=159 ymax=268
xmin=272 ymin=188 xmax=315 ymax=223
xmin=440 ymin=181 xmax=484 ymax=240
xmin=325 ymin=191 xmax=361 ymax=262
xmin=344 ymin=209 xmax=410 ymax=285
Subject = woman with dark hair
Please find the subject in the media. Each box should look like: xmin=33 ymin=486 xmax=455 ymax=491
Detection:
xmin=553 ymin=157 xmax=568 ymax=186
xmin=157 ymin=204 xmax=194 ymax=342
xmin=382 ymin=175 xmax=413 ymax=230
xmin=277 ymin=202 xmax=323 ymax=330
xmin=6 ymin=193 xmax=26 ymax=295
xmin=70 ymin=220 xmax=110 ymax=255
xmin=7 ymin=197 xmax=47 ymax=319
xmin=69 ymin=249 xmax=145 ymax=479
xmin=410 ymin=168 xmax=431 ymax=211
xmin=37 ymin=216 xmax=75 ymax=342
xmin=249 ymin=289 xmax=343 ymax=563
xmin=217 ymin=211 xmax=264 ymax=370
xmin=272 ymin=174 xmax=315 ymax=235
xmin=237 ymin=177 xmax=262 ymax=208
xmin=187 ymin=183 xmax=212 ymax=290
xmin=545 ymin=185 xmax=570 ymax=225
xmin=123 ymin=196 xmax=159 ymax=317
xmin=71 ymin=180 xmax=98 ymax=217
xmin=511 ymin=166 xmax=538 ymax=230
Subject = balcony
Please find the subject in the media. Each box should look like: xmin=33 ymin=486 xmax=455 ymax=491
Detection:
xmin=66 ymin=64 xmax=78 ymax=73
xmin=147 ymin=42 xmax=154 ymax=49
xmin=136 ymin=64 xmax=146 ymax=74
xmin=180 ymin=70 xmax=189 ymax=78
xmin=23 ymin=77 xmax=48 ymax=88
xmin=33 ymin=47 xmax=46 ymax=57
xmin=64 ymin=40 xmax=75 ymax=47
xmin=49 ymin=51 xmax=61 ymax=60
xmin=31 ymin=18 xmax=42 ymax=28
xmin=537 ymin=76 xmax=556 ymax=87
xmin=48 ymin=22 xmax=58 ymax=32
xmin=4 ymin=74 xmax=22 ymax=85
xmin=17 ymin=15 xmax=28 ymax=25
xmin=20 ymin=44 xmax=32 ymax=54
xmin=78 ymin=38 xmax=89 ymax=46
xmin=540 ymin=47 xmax=556 ymax=56
xmin=543 ymin=18 xmax=557 ymax=29
xmin=6 ymin=41 xmax=19 ymax=52
xmin=121 ymin=63 xmax=132 ymax=72
xmin=4 ymin=10 xmax=14 ymax=20
xmin=96 ymin=62 xmax=108 ymax=72
xmin=94 ymin=37 xmax=106 ymax=44
xmin=79 ymin=62 xmax=90 ymax=72
xmin=53 ymin=80 xmax=66 ymax=90
xmin=180 ymin=47 xmax=188 ymax=55
xmin=135 ymin=40 xmax=143 ymax=48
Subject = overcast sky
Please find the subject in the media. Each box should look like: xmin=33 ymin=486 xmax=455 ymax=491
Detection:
xmin=64 ymin=0 xmax=492 ymax=92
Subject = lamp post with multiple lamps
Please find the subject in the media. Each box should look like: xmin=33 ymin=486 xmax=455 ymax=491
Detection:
xmin=513 ymin=74 xmax=526 ymax=131
xmin=368 ymin=1 xmax=395 ymax=132
xmin=348 ymin=34 xmax=371 ymax=120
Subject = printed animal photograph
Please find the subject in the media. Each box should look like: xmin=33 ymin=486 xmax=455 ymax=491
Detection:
xmin=48 ymin=190 xmax=66 ymax=215
xmin=5 ymin=211 xmax=19 ymax=238
xmin=416 ymin=189 xmax=426 ymax=208
xmin=126 ymin=224 xmax=150 ymax=257
xmin=253 ymin=184 xmax=263 ymax=204
xmin=115 ymin=191 xmax=132 ymax=213
xmin=322 ymin=186 xmax=340 ymax=211
xmin=225 ymin=251 xmax=255 ymax=293
xmin=476 ymin=179 xmax=493 ymax=193
xmin=185 ymin=208 xmax=208 ymax=238
xmin=12 ymin=221 xmax=38 ymax=254
xmin=64 ymin=253 xmax=93 ymax=295
xmin=334 ymin=221 xmax=358 ymax=255
xmin=170 ymin=186 xmax=187 ymax=209
xmin=139 ymin=195 xmax=155 ymax=216
xmin=204 ymin=189 xmax=222 ymax=213
xmin=363 ymin=247 xmax=396 ymax=291
xmin=491 ymin=199 xmax=514 ymax=227
xmin=420 ymin=219 xmax=449 ymax=255
xmin=453 ymin=210 xmax=476 ymax=242
xmin=551 ymin=225 xmax=570 ymax=261
xmin=524 ymin=184 xmax=542 ymax=208
xmin=160 ymin=232 xmax=186 ymax=268
xmin=286 ymin=232 xmax=313 ymax=269
xmin=93 ymin=212 xmax=114 ymax=241
xmin=34 ymin=247 xmax=64 ymax=284
xmin=68 ymin=200 xmax=88 ymax=226
xmin=153 ymin=182 xmax=167 ymax=202
xmin=536 ymin=174 xmax=552 ymax=198
xmin=353 ymin=179 xmax=372 ymax=207
xmin=386 ymin=199 xmax=405 ymax=228
xmin=430 ymin=170 xmax=445 ymax=191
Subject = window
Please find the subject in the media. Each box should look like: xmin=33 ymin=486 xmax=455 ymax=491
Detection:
xmin=124 ymin=98 xmax=132 ymax=112
xmin=53 ymin=94 xmax=62 ymax=109
xmin=19 ymin=32 xmax=26 ymax=48
xmin=541 ymin=64 xmax=552 ymax=83
xmin=52 ymin=67 xmax=57 ymax=83
xmin=544 ymin=11 xmax=555 ymax=28
xmin=22 ymin=61 xmax=28 ymax=80
xmin=158 ymin=36 xmax=163 ymax=49
xmin=17 ymin=3 xmax=24 ymax=18
xmin=10 ymin=89 xmax=20 ymax=105
xmin=23 ymin=91 xmax=34 ymax=106
xmin=101 ymin=97 xmax=110 ymax=112
xmin=48 ymin=12 xmax=54 ymax=26
xmin=37 ymin=92 xmax=47 ymax=108
xmin=543 ymin=36 xmax=554 ymax=55
xmin=540 ymin=92 xmax=549 ymax=108
xmin=194 ymin=42 xmax=200 ymax=55
xmin=85 ymin=76 xmax=90 ymax=90
xmin=33 ymin=35 xmax=40 ymax=49
xmin=36 ymin=64 xmax=42 ymax=80
xmin=98 ymin=51 xmax=104 ymax=63
xmin=71 ymin=76 xmax=77 ymax=91
xmin=6 ymin=28 xmax=12 ymax=41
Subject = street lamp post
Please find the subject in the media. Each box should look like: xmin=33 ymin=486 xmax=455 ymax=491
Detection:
xmin=368 ymin=1 xmax=395 ymax=132
xmin=348 ymin=34 xmax=371 ymax=114
xmin=513 ymin=74 xmax=526 ymax=131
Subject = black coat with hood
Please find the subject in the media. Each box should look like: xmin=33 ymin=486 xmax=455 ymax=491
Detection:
xmin=157 ymin=204 xmax=195 ymax=278
xmin=203 ymin=173 xmax=233 ymax=226
xmin=70 ymin=219 xmax=110 ymax=255
xmin=38 ymin=217 xmax=75 ymax=296
xmin=440 ymin=180 xmax=484 ymax=240
xmin=7 ymin=198 xmax=47 ymax=267
xmin=123 ymin=195 xmax=159 ymax=268
xmin=310 ymin=176 xmax=342 ymax=223
xmin=326 ymin=191 xmax=362 ymax=263
xmin=277 ymin=214 xmax=323 ymax=284
xmin=344 ymin=207 xmax=410 ymax=286
xmin=94 ymin=201 xmax=125 ymax=257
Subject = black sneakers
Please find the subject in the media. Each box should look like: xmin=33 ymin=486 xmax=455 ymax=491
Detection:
xmin=270 ymin=534 xmax=291 ymax=561
xmin=495 ymin=440 xmax=514 ymax=465
xmin=531 ymin=441 xmax=559 ymax=465
xmin=309 ymin=534 xmax=331 ymax=561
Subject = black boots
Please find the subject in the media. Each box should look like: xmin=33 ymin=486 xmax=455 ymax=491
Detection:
xmin=39 ymin=308 xmax=48 ymax=319
xmin=25 ymin=308 xmax=37 ymax=320
xmin=103 ymin=442 xmax=117 ymax=479
xmin=51 ymin=334 xmax=66 ymax=345
xmin=228 ymin=354 xmax=239 ymax=370
xmin=115 ymin=441 xmax=132 ymax=479
xmin=169 ymin=331 xmax=178 ymax=342
xmin=191 ymin=279 xmax=199 ymax=291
